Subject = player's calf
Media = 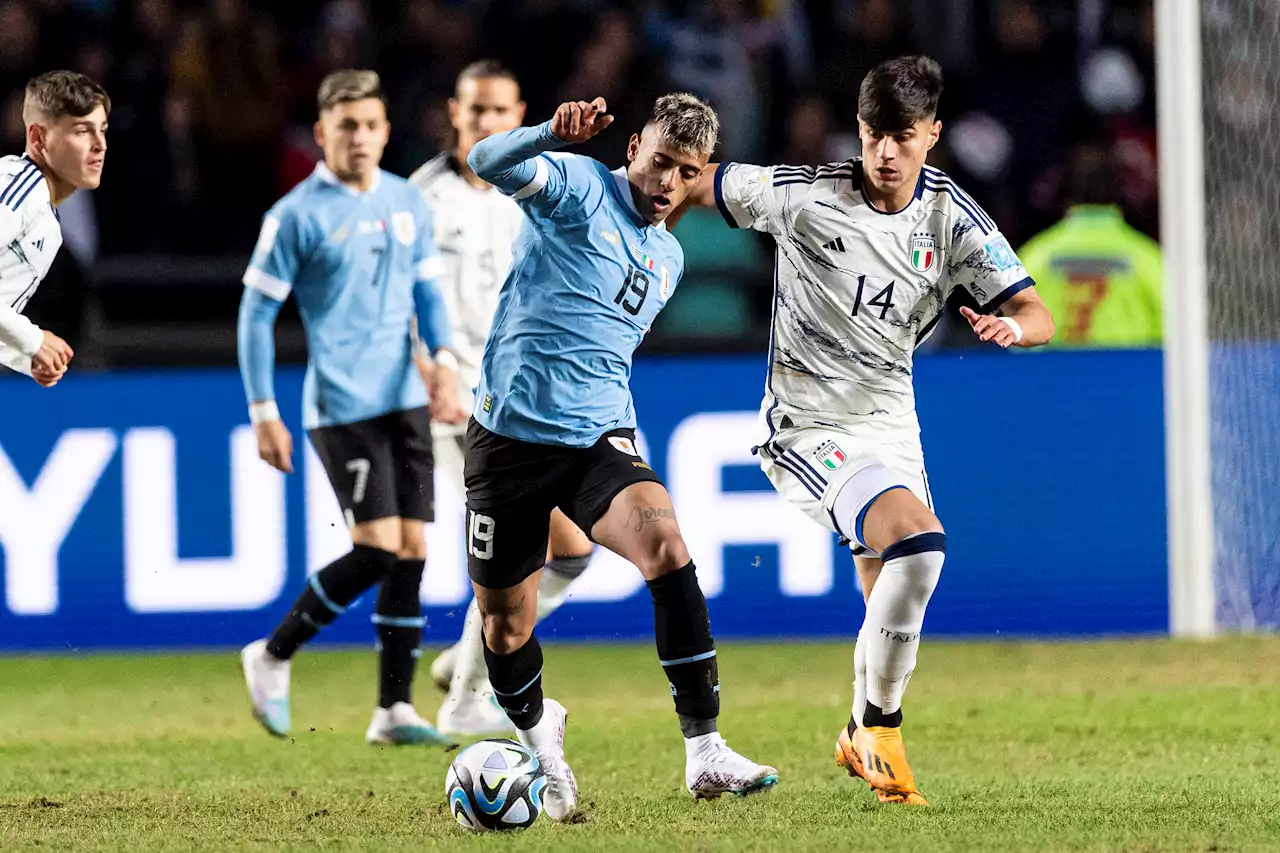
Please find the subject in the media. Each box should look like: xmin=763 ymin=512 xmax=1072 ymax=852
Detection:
xmin=374 ymin=557 xmax=426 ymax=711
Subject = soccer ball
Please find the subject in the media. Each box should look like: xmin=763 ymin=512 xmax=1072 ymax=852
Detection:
xmin=445 ymin=738 xmax=546 ymax=831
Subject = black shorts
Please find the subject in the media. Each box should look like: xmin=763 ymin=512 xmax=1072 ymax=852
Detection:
xmin=309 ymin=407 xmax=435 ymax=526
xmin=463 ymin=420 xmax=663 ymax=589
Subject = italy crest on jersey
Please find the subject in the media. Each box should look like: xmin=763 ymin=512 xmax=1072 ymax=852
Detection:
xmin=911 ymin=234 xmax=942 ymax=270
xmin=660 ymin=265 xmax=671 ymax=299
xmin=391 ymin=211 xmax=416 ymax=246
xmin=910 ymin=234 xmax=936 ymax=272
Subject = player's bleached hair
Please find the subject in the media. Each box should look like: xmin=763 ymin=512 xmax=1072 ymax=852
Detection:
xmin=22 ymin=70 xmax=110 ymax=125
xmin=646 ymin=93 xmax=719 ymax=157
xmin=858 ymin=55 xmax=944 ymax=132
xmin=455 ymin=59 xmax=520 ymax=97
xmin=317 ymin=69 xmax=383 ymax=113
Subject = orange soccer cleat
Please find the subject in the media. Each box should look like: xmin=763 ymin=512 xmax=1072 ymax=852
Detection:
xmin=835 ymin=723 xmax=929 ymax=805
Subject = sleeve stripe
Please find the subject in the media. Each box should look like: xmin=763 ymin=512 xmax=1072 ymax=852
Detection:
xmin=923 ymin=176 xmax=995 ymax=232
xmin=981 ymin=275 xmax=1035 ymax=314
xmin=0 ymin=163 xmax=39 ymax=208
xmin=924 ymin=180 xmax=992 ymax=234
xmin=242 ymin=267 xmax=293 ymax=301
xmin=713 ymin=163 xmax=739 ymax=228
xmin=416 ymin=255 xmax=445 ymax=280
xmin=511 ymin=157 xmax=550 ymax=200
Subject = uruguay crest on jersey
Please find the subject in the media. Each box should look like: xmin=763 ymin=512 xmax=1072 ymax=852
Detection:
xmin=910 ymin=233 xmax=936 ymax=272
xmin=392 ymin=210 xmax=416 ymax=246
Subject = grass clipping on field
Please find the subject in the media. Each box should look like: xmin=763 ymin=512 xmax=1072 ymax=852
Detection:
xmin=0 ymin=638 xmax=1278 ymax=852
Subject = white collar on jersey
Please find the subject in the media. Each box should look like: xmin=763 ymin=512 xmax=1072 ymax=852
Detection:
xmin=611 ymin=167 xmax=666 ymax=231
xmin=313 ymin=160 xmax=382 ymax=195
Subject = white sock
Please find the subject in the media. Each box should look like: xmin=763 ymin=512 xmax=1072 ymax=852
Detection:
xmin=449 ymin=597 xmax=490 ymax=696
xmin=684 ymin=730 xmax=723 ymax=760
xmin=536 ymin=556 xmax=589 ymax=620
xmin=851 ymin=626 xmax=868 ymax=725
xmin=861 ymin=533 xmax=945 ymax=719
xmin=449 ymin=555 xmax=589 ymax=700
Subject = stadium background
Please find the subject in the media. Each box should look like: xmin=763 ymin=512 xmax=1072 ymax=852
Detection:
xmin=0 ymin=0 xmax=1203 ymax=648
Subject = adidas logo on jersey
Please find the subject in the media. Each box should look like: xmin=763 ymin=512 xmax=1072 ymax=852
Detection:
xmin=822 ymin=237 xmax=846 ymax=252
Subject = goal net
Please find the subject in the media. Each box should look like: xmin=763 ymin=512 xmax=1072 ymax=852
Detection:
xmin=1201 ymin=2 xmax=1280 ymax=630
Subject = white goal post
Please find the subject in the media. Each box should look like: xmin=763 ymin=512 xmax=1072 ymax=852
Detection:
xmin=1156 ymin=0 xmax=1216 ymax=637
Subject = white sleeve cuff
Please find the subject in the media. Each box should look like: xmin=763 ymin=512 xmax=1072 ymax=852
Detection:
xmin=512 ymin=157 xmax=550 ymax=200
xmin=0 ymin=304 xmax=43 ymax=356
xmin=242 ymin=267 xmax=293 ymax=301
xmin=416 ymin=255 xmax=445 ymax=280
xmin=0 ymin=341 xmax=32 ymax=375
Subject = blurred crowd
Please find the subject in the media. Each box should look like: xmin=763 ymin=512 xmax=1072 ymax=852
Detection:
xmin=3 ymin=0 xmax=1161 ymax=255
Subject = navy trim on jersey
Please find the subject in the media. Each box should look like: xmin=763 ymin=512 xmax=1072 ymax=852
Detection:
xmin=981 ymin=275 xmax=1035 ymax=313
xmin=915 ymin=312 xmax=942 ymax=348
xmin=765 ymin=260 xmax=780 ymax=393
xmin=859 ymin=170 xmax=924 ymax=216
xmin=763 ymin=396 xmax=780 ymax=441
xmin=923 ymin=171 xmax=995 ymax=233
xmin=0 ymin=162 xmax=38 ymax=208
xmin=713 ymin=163 xmax=738 ymax=228
xmin=11 ymin=170 xmax=44 ymax=210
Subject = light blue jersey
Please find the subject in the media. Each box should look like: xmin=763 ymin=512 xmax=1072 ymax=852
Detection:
xmin=468 ymin=121 xmax=684 ymax=447
xmin=238 ymin=162 xmax=452 ymax=430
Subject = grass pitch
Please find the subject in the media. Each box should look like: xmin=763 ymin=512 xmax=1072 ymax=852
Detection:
xmin=0 ymin=638 xmax=1277 ymax=852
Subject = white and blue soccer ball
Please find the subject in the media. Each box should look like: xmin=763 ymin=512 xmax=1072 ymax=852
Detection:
xmin=445 ymin=738 xmax=546 ymax=832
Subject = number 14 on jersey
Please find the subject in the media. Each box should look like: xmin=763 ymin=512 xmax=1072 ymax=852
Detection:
xmin=851 ymin=275 xmax=896 ymax=320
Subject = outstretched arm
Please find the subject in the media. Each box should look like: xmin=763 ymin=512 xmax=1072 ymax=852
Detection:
xmin=468 ymin=98 xmax=614 ymax=195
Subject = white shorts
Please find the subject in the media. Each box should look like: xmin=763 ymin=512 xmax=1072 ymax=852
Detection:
xmin=756 ymin=404 xmax=934 ymax=557
xmin=431 ymin=423 xmax=466 ymax=502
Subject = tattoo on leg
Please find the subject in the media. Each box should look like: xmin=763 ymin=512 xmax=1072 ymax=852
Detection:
xmin=481 ymin=594 xmax=526 ymax=619
xmin=628 ymin=506 xmax=676 ymax=532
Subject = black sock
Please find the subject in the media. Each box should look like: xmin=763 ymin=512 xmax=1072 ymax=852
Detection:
xmin=484 ymin=632 xmax=544 ymax=730
xmin=375 ymin=558 xmax=426 ymax=708
xmin=862 ymin=701 xmax=903 ymax=729
xmin=266 ymin=544 xmax=397 ymax=660
xmin=647 ymin=561 xmax=719 ymax=738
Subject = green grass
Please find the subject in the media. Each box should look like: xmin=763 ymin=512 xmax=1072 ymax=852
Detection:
xmin=0 ymin=638 xmax=1278 ymax=852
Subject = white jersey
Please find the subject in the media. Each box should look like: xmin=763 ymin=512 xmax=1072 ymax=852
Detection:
xmin=0 ymin=154 xmax=64 ymax=375
xmin=408 ymin=153 xmax=526 ymax=396
xmin=715 ymin=160 xmax=1031 ymax=433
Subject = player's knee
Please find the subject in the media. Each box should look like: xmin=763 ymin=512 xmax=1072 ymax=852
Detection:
xmin=351 ymin=519 xmax=403 ymax=554
xmin=397 ymin=530 xmax=427 ymax=562
xmin=478 ymin=590 xmax=536 ymax=655
xmin=480 ymin=612 xmax=533 ymax=655
xmin=633 ymin=530 xmax=691 ymax=579
xmin=396 ymin=535 xmax=427 ymax=560
xmin=880 ymin=531 xmax=947 ymax=601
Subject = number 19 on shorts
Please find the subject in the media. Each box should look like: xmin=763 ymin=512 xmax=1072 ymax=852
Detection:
xmin=467 ymin=510 xmax=496 ymax=560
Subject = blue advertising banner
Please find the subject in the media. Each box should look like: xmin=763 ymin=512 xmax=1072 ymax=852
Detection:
xmin=0 ymin=350 xmax=1167 ymax=651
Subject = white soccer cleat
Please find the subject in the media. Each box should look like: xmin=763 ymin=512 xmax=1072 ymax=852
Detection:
xmin=516 ymin=699 xmax=578 ymax=821
xmin=365 ymin=701 xmax=456 ymax=747
xmin=241 ymin=638 xmax=291 ymax=737
xmin=437 ymin=690 xmax=515 ymax=737
xmin=685 ymin=733 xmax=779 ymax=800
xmin=430 ymin=644 xmax=459 ymax=692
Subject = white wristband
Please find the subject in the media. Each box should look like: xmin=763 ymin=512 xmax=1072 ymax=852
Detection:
xmin=248 ymin=400 xmax=281 ymax=424
xmin=998 ymin=316 xmax=1024 ymax=344
xmin=434 ymin=349 xmax=459 ymax=373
